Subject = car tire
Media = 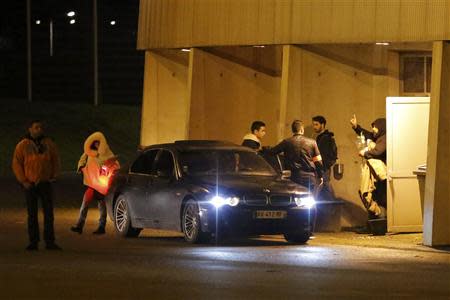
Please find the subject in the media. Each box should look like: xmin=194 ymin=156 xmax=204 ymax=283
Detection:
xmin=114 ymin=195 xmax=142 ymax=238
xmin=284 ymin=230 xmax=311 ymax=244
xmin=182 ymin=200 xmax=210 ymax=244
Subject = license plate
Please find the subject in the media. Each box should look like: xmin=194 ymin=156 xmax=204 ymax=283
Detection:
xmin=255 ymin=210 xmax=287 ymax=219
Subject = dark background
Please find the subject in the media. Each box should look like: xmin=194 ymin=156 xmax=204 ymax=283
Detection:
xmin=0 ymin=0 xmax=144 ymax=104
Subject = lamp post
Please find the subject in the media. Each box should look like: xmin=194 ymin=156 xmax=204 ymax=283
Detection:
xmin=26 ymin=3 xmax=99 ymax=106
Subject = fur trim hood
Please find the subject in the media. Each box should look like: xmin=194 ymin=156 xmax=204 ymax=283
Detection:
xmin=242 ymin=133 xmax=261 ymax=143
xmin=84 ymin=131 xmax=114 ymax=160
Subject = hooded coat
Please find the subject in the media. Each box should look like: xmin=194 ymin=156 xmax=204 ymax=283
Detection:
xmin=77 ymin=132 xmax=119 ymax=195
xmin=353 ymin=118 xmax=386 ymax=162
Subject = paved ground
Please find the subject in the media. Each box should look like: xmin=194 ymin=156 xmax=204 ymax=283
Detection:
xmin=1 ymin=175 xmax=450 ymax=299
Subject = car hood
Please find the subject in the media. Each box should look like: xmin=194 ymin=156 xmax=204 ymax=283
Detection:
xmin=187 ymin=175 xmax=309 ymax=196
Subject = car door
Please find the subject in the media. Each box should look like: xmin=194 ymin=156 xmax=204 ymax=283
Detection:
xmin=146 ymin=149 xmax=182 ymax=230
xmin=126 ymin=149 xmax=158 ymax=226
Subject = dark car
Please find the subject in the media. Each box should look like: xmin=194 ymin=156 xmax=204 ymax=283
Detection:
xmin=105 ymin=140 xmax=316 ymax=244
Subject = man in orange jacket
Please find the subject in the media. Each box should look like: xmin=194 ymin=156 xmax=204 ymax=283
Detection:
xmin=12 ymin=120 xmax=61 ymax=251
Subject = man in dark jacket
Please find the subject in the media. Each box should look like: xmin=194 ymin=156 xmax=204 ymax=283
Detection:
xmin=271 ymin=120 xmax=323 ymax=191
xmin=350 ymin=115 xmax=387 ymax=224
xmin=312 ymin=116 xmax=337 ymax=201
xmin=242 ymin=121 xmax=266 ymax=150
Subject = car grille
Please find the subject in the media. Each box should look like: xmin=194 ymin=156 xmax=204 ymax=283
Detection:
xmin=269 ymin=195 xmax=292 ymax=206
xmin=243 ymin=194 xmax=268 ymax=206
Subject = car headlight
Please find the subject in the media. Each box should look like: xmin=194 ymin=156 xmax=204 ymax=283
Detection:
xmin=210 ymin=196 xmax=240 ymax=208
xmin=294 ymin=195 xmax=315 ymax=209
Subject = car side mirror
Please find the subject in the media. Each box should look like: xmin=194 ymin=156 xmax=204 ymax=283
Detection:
xmin=281 ymin=170 xmax=291 ymax=179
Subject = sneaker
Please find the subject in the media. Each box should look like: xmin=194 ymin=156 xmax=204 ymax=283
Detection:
xmin=26 ymin=243 xmax=38 ymax=251
xmin=70 ymin=226 xmax=83 ymax=234
xmin=93 ymin=226 xmax=106 ymax=235
xmin=46 ymin=243 xmax=62 ymax=250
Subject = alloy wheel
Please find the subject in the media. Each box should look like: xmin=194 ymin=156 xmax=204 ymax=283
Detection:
xmin=183 ymin=203 xmax=198 ymax=240
xmin=115 ymin=197 xmax=127 ymax=232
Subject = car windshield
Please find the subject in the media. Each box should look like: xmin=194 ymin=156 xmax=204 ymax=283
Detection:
xmin=179 ymin=150 xmax=277 ymax=176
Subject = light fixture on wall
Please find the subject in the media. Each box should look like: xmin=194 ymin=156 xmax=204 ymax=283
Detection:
xmin=110 ymin=20 xmax=116 ymax=26
xmin=181 ymin=48 xmax=191 ymax=52
xmin=253 ymin=45 xmax=265 ymax=48
xmin=67 ymin=11 xmax=76 ymax=17
xmin=35 ymin=20 xmax=41 ymax=25
xmin=375 ymin=42 xmax=390 ymax=46
xmin=69 ymin=19 xmax=76 ymax=25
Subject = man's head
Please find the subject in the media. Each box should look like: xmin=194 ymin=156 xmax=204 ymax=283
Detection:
xmin=312 ymin=115 xmax=326 ymax=134
xmin=251 ymin=121 xmax=266 ymax=139
xmin=371 ymin=118 xmax=386 ymax=138
xmin=291 ymin=119 xmax=304 ymax=135
xmin=28 ymin=120 xmax=44 ymax=139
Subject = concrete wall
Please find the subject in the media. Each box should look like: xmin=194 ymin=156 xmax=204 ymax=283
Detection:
xmin=140 ymin=50 xmax=189 ymax=146
xmin=188 ymin=48 xmax=281 ymax=146
xmin=140 ymin=44 xmax=402 ymax=227
xmin=283 ymin=45 xmax=399 ymax=226
xmin=138 ymin=0 xmax=450 ymax=49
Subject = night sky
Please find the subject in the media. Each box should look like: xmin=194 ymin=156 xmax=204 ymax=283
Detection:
xmin=0 ymin=0 xmax=144 ymax=104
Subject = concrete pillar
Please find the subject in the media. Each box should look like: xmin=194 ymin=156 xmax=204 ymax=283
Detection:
xmin=140 ymin=51 xmax=190 ymax=146
xmin=423 ymin=41 xmax=450 ymax=246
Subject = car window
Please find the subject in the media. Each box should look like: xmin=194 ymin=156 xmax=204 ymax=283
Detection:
xmin=179 ymin=150 xmax=277 ymax=176
xmin=130 ymin=149 xmax=158 ymax=174
xmin=154 ymin=150 xmax=175 ymax=177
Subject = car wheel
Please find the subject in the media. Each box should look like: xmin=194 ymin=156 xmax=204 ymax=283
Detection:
xmin=114 ymin=195 xmax=142 ymax=238
xmin=284 ymin=230 xmax=311 ymax=244
xmin=182 ymin=200 xmax=209 ymax=243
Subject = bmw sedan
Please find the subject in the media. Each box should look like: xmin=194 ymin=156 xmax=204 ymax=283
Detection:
xmin=105 ymin=140 xmax=316 ymax=244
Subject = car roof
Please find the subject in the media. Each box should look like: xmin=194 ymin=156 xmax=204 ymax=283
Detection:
xmin=140 ymin=140 xmax=255 ymax=152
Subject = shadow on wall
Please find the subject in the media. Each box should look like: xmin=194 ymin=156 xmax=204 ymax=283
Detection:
xmin=337 ymin=197 xmax=369 ymax=228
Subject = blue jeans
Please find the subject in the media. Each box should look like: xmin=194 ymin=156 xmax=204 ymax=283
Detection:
xmin=76 ymin=187 xmax=106 ymax=228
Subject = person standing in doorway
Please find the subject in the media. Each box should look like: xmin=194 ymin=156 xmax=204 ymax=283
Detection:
xmin=12 ymin=120 xmax=61 ymax=251
xmin=71 ymin=132 xmax=119 ymax=235
xmin=350 ymin=114 xmax=387 ymax=234
xmin=242 ymin=121 xmax=266 ymax=150
xmin=270 ymin=120 xmax=324 ymax=192
xmin=312 ymin=116 xmax=338 ymax=201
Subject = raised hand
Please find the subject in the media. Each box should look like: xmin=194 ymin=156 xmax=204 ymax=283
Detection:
xmin=350 ymin=114 xmax=357 ymax=128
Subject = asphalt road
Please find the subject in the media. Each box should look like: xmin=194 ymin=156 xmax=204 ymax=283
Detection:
xmin=1 ymin=175 xmax=450 ymax=299
xmin=0 ymin=208 xmax=449 ymax=300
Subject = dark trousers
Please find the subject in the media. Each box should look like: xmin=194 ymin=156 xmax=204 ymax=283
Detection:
xmin=25 ymin=182 xmax=55 ymax=245
xmin=318 ymin=169 xmax=335 ymax=202
xmin=75 ymin=187 xmax=106 ymax=228
xmin=291 ymin=171 xmax=317 ymax=193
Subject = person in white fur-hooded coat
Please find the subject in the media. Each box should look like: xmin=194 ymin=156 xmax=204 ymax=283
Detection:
xmin=71 ymin=132 xmax=119 ymax=235
xmin=78 ymin=131 xmax=119 ymax=195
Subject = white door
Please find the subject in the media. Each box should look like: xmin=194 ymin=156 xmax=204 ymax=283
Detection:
xmin=386 ymin=97 xmax=429 ymax=232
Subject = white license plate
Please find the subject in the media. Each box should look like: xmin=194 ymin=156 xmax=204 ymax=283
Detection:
xmin=255 ymin=210 xmax=287 ymax=219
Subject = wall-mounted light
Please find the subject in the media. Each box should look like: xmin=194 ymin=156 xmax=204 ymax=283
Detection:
xmin=181 ymin=48 xmax=191 ymax=52
xmin=375 ymin=42 xmax=390 ymax=46
xmin=67 ymin=11 xmax=76 ymax=17
xmin=253 ymin=45 xmax=265 ymax=48
xmin=35 ymin=20 xmax=41 ymax=25
xmin=69 ymin=19 xmax=76 ymax=25
xmin=110 ymin=20 xmax=116 ymax=26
